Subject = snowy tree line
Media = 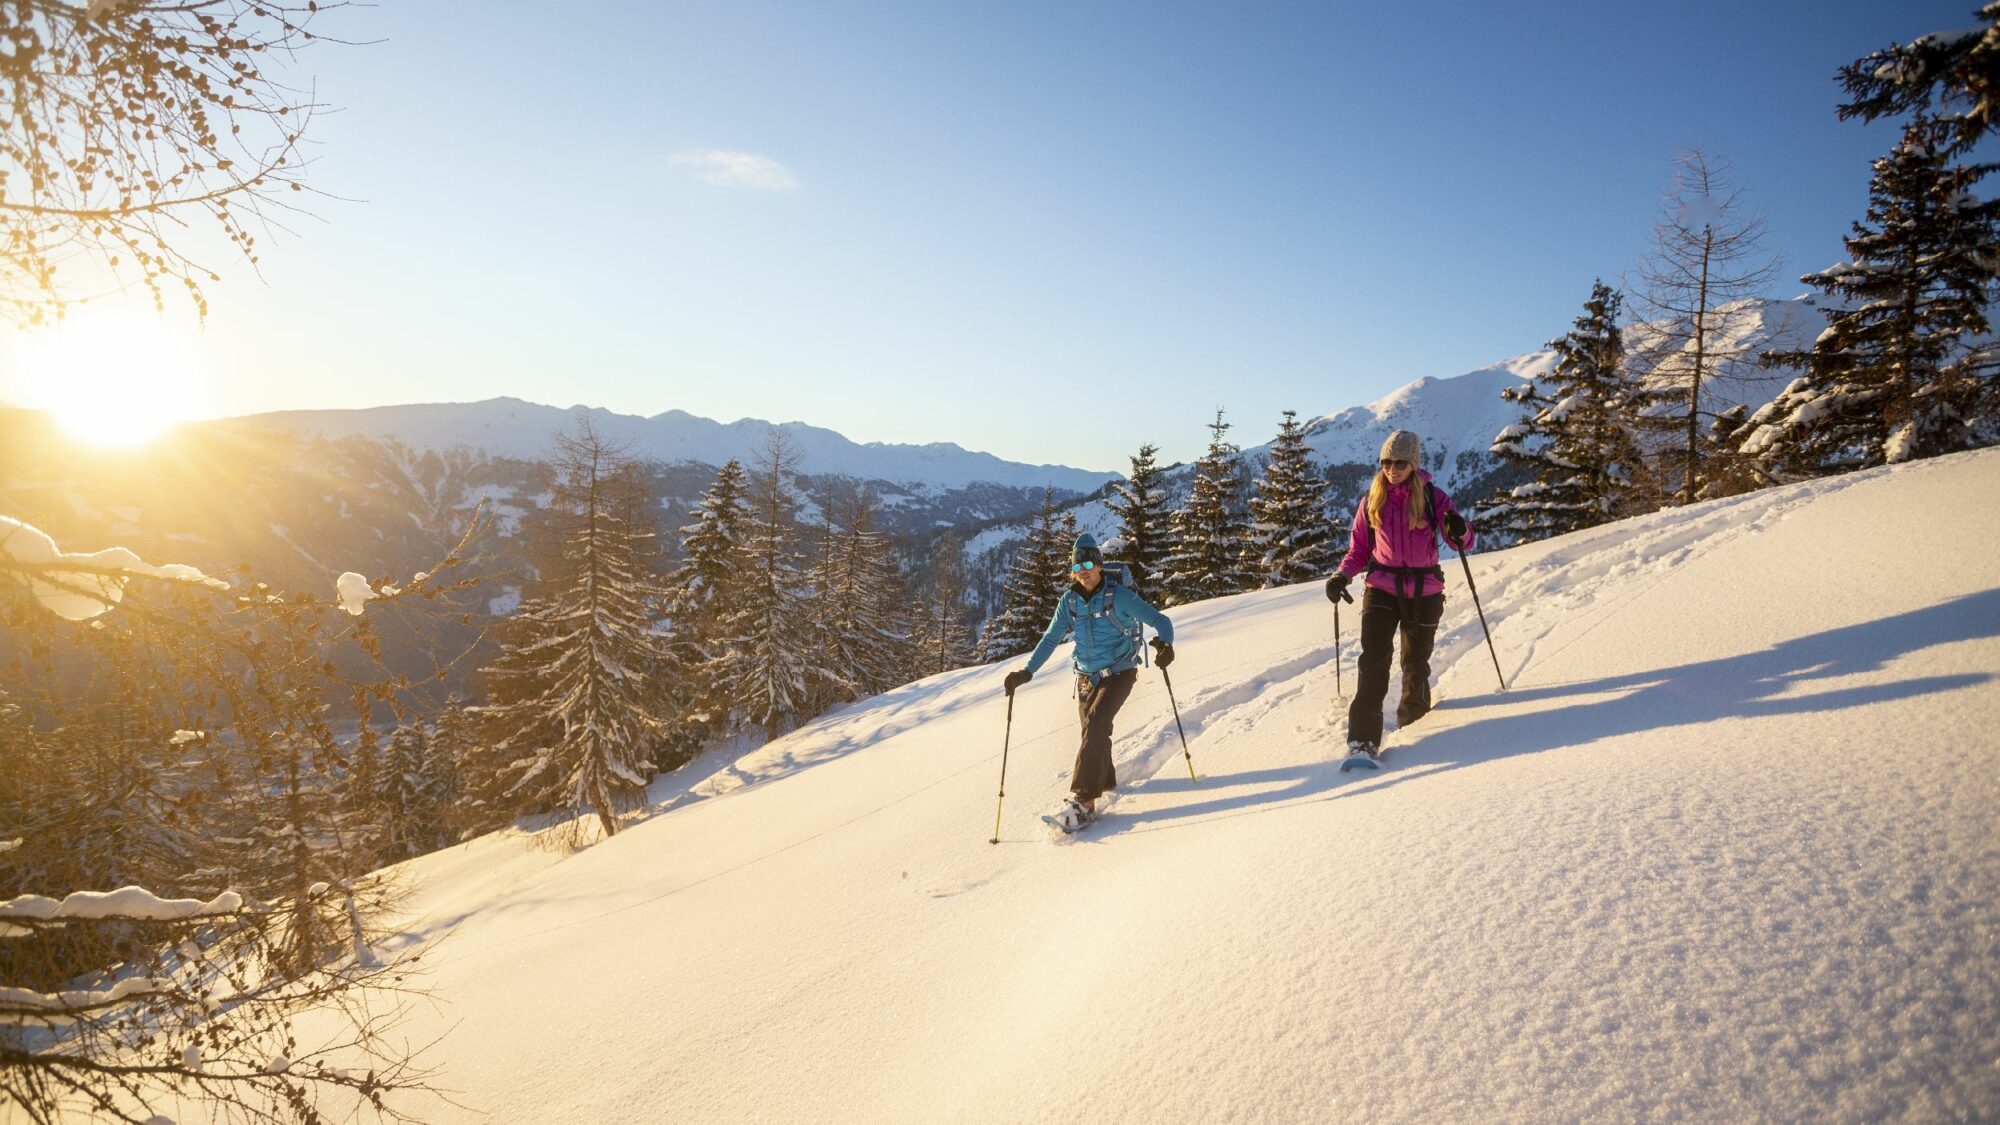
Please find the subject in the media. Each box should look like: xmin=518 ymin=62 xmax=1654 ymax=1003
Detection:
xmin=428 ymin=422 xmax=984 ymax=843
xmin=975 ymin=407 xmax=1342 ymax=661
xmin=1482 ymin=9 xmax=2000 ymax=545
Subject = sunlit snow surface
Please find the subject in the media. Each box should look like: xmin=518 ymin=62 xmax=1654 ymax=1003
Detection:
xmin=296 ymin=449 xmax=1998 ymax=1123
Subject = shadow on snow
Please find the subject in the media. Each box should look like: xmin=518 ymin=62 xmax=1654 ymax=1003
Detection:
xmin=1095 ymin=589 xmax=2000 ymax=838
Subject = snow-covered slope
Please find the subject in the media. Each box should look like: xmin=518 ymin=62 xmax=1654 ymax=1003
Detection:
xmin=235 ymin=398 xmax=1117 ymax=495
xmin=325 ymin=446 xmax=2000 ymax=1124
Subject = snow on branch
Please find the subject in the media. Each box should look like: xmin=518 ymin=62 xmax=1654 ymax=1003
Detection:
xmin=0 ymin=887 xmax=245 ymax=934
xmin=0 ymin=515 xmax=230 ymax=621
xmin=0 ymin=977 xmax=169 ymax=1027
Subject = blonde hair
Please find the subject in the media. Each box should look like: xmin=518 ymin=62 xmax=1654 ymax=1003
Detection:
xmin=1366 ymin=468 xmax=1429 ymax=533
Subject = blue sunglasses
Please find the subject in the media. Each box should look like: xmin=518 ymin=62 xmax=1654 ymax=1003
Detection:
xmin=1070 ymin=559 xmax=1098 ymax=573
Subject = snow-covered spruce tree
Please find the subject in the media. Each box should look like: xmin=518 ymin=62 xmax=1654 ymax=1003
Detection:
xmin=1838 ymin=2 xmax=2000 ymax=159
xmin=661 ymin=458 xmax=752 ymax=761
xmin=1750 ymin=117 xmax=2000 ymax=477
xmin=917 ymin=537 xmax=979 ymax=678
xmin=476 ymin=422 xmax=669 ymax=840
xmin=977 ymin=488 xmax=1069 ymax=662
xmin=376 ymin=721 xmax=450 ymax=862
xmin=1107 ymin=442 xmax=1175 ymax=588
xmin=724 ymin=431 xmax=838 ymax=739
xmin=1164 ymin=411 xmax=1255 ymax=606
xmin=1628 ymin=148 xmax=1782 ymax=505
xmin=1697 ymin=403 xmax=1767 ymax=499
xmin=810 ymin=490 xmax=913 ymax=705
xmin=432 ymin=694 xmax=487 ymax=839
xmin=343 ymin=724 xmax=389 ymax=865
xmin=1247 ymin=410 xmax=1336 ymax=587
xmin=1486 ymin=281 xmax=1652 ymax=540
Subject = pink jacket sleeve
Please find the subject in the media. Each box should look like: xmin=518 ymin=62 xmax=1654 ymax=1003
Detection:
xmin=1433 ymin=486 xmax=1477 ymax=554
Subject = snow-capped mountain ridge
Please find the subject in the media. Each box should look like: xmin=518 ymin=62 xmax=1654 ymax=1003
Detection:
xmin=238 ymin=397 xmax=1120 ymax=496
xmin=1260 ymin=295 xmax=1827 ymax=495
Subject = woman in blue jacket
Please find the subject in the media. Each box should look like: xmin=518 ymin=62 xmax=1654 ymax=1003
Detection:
xmin=1002 ymin=533 xmax=1175 ymax=829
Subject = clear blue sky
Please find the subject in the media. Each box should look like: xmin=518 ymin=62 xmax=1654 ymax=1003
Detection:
xmin=22 ymin=0 xmax=1989 ymax=471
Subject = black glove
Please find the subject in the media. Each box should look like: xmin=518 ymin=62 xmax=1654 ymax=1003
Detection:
xmin=1002 ymin=669 xmax=1031 ymax=696
xmin=1443 ymin=511 xmax=1468 ymax=546
xmin=1324 ymin=573 xmax=1353 ymax=604
xmin=1150 ymin=639 xmax=1175 ymax=669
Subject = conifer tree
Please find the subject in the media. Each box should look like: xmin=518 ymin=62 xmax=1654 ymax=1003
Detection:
xmin=1164 ymin=411 xmax=1254 ymax=606
xmin=1107 ymin=442 xmax=1174 ymax=587
xmin=433 ymin=695 xmax=488 ymax=839
xmin=1247 ymin=410 xmax=1336 ymax=586
xmin=1838 ymin=3 xmax=2000 ymax=158
xmin=1749 ymin=117 xmax=2000 ymax=476
xmin=1697 ymin=404 xmax=1766 ymax=500
xmin=663 ymin=459 xmax=752 ymax=754
xmin=476 ymin=422 xmax=669 ymax=839
xmin=812 ymin=491 xmax=913 ymax=703
xmin=919 ymin=538 xmax=979 ymax=677
xmin=376 ymin=722 xmax=440 ymax=862
xmin=725 ymin=432 xmax=838 ymax=738
xmin=978 ymin=488 xmax=1068 ymax=662
xmin=1486 ymin=282 xmax=1652 ymax=539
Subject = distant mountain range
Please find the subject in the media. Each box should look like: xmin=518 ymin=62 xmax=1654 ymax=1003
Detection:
xmin=237 ymin=398 xmax=1117 ymax=497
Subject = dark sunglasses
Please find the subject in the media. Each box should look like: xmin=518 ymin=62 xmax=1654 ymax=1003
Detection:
xmin=1070 ymin=559 xmax=1098 ymax=573
xmin=1379 ymin=459 xmax=1411 ymax=470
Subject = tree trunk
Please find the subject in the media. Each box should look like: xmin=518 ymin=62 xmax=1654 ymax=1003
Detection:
xmin=1685 ymin=231 xmax=1714 ymax=505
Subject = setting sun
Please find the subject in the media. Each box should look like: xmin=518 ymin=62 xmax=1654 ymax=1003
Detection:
xmin=13 ymin=312 xmax=214 ymax=446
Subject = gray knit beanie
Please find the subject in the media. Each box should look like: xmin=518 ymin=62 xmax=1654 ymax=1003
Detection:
xmin=1380 ymin=429 xmax=1421 ymax=465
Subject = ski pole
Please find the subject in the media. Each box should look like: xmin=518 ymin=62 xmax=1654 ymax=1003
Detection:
xmin=1159 ymin=666 xmax=1198 ymax=785
xmin=1456 ymin=548 xmax=1506 ymax=692
xmin=989 ymin=692 xmax=1015 ymax=844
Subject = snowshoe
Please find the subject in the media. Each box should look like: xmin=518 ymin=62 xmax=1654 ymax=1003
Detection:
xmin=1340 ymin=741 xmax=1382 ymax=773
xmin=1041 ymin=798 xmax=1099 ymax=835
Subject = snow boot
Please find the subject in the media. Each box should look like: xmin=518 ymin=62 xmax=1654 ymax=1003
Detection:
xmin=1340 ymin=740 xmax=1382 ymax=773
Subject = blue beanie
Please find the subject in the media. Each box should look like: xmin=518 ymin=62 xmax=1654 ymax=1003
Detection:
xmin=1072 ymin=533 xmax=1101 ymax=563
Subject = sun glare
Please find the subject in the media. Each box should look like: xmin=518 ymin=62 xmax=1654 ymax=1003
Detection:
xmin=14 ymin=313 xmax=215 ymax=447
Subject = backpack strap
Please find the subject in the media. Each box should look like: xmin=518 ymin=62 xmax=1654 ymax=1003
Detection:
xmin=1362 ymin=482 xmax=1447 ymax=627
xmin=1068 ymin=570 xmax=1150 ymax=670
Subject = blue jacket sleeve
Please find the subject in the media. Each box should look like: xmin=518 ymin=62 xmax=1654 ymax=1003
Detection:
xmin=1021 ymin=596 xmax=1075 ymax=677
xmin=1111 ymin=585 xmax=1173 ymax=645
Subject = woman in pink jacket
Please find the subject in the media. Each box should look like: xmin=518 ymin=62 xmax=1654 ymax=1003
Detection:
xmin=1322 ymin=429 xmax=1475 ymax=764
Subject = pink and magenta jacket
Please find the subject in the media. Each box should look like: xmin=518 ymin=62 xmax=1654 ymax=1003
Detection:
xmin=1333 ymin=469 xmax=1475 ymax=599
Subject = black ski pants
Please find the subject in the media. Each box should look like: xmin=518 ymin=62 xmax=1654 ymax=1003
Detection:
xmin=1072 ymin=668 xmax=1136 ymax=801
xmin=1347 ymin=586 xmax=1444 ymax=747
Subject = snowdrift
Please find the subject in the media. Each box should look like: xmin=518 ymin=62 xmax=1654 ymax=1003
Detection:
xmin=346 ymin=449 xmax=2000 ymax=1123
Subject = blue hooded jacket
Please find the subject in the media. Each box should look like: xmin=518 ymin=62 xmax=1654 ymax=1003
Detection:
xmin=1021 ymin=534 xmax=1173 ymax=682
